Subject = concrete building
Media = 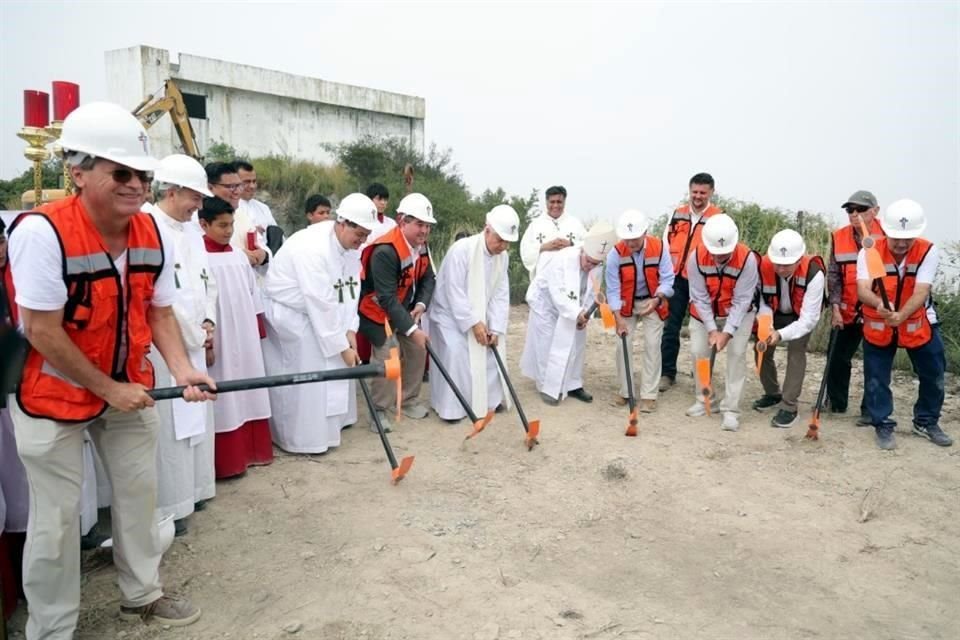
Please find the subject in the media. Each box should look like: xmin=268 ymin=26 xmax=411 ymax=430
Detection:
xmin=105 ymin=45 xmax=425 ymax=162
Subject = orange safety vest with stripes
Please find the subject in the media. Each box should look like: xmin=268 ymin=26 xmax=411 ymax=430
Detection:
xmin=665 ymin=203 xmax=722 ymax=278
xmin=831 ymin=219 xmax=884 ymax=325
xmin=614 ymin=237 xmax=669 ymax=320
xmin=861 ymin=237 xmax=935 ymax=349
xmin=12 ymin=196 xmax=165 ymax=423
xmin=689 ymin=243 xmax=756 ymax=322
xmin=759 ymin=255 xmax=825 ymax=315
xmin=358 ymin=226 xmax=431 ymax=325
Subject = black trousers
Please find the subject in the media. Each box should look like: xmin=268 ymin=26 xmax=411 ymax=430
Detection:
xmin=825 ymin=322 xmax=866 ymax=414
xmin=660 ymin=275 xmax=689 ymax=380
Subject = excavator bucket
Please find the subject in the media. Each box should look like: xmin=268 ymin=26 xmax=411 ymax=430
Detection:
xmin=696 ymin=357 xmax=712 ymax=416
xmin=391 ymin=455 xmax=415 ymax=484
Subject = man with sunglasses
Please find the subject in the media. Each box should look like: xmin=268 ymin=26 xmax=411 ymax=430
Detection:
xmin=826 ymin=190 xmax=884 ymax=424
xmin=6 ymin=102 xmax=215 ymax=636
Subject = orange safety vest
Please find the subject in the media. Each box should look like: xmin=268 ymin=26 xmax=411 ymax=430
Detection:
xmin=358 ymin=226 xmax=431 ymax=325
xmin=689 ymin=243 xmax=756 ymax=322
xmin=861 ymin=237 xmax=935 ymax=349
xmin=13 ymin=196 xmax=165 ymax=423
xmin=615 ymin=237 xmax=669 ymax=320
xmin=831 ymin=219 xmax=884 ymax=325
xmin=665 ymin=203 xmax=722 ymax=278
xmin=759 ymin=254 xmax=825 ymax=315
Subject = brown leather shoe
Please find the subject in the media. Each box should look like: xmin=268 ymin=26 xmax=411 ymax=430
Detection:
xmin=658 ymin=376 xmax=675 ymax=392
xmin=120 ymin=595 xmax=201 ymax=626
xmin=639 ymin=399 xmax=656 ymax=413
xmin=611 ymin=395 xmax=628 ymax=407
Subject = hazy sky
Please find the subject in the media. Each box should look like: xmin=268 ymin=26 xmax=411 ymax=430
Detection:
xmin=2 ymin=1 xmax=958 ymax=243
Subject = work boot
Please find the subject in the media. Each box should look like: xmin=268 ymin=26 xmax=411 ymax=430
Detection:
xmin=371 ymin=411 xmax=393 ymax=434
xmin=752 ymin=394 xmax=782 ymax=411
xmin=912 ymin=423 xmax=953 ymax=447
xmin=770 ymin=409 xmax=798 ymax=428
xmin=685 ymin=401 xmax=706 ymax=417
xmin=120 ymin=595 xmax=201 ymax=626
xmin=875 ymin=426 xmax=896 ymax=450
xmin=174 ymin=519 xmax=188 ymax=537
xmin=567 ymin=388 xmax=593 ymax=403
xmin=658 ymin=376 xmax=675 ymax=392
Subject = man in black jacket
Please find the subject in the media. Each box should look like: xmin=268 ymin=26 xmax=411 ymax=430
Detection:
xmin=358 ymin=193 xmax=437 ymax=430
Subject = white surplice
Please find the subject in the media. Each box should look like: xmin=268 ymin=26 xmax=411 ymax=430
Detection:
xmin=520 ymin=246 xmax=596 ymax=400
xmin=145 ymin=203 xmax=218 ymax=520
xmin=206 ymin=247 xmax=272 ymax=433
xmin=261 ymin=220 xmax=360 ymax=453
xmin=519 ymin=212 xmax=587 ymax=275
xmin=428 ymin=234 xmax=511 ymax=421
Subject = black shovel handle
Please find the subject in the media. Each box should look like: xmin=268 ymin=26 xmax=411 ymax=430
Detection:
xmin=489 ymin=345 xmax=530 ymax=433
xmin=358 ymin=378 xmax=398 ymax=470
xmin=814 ymin=327 xmax=840 ymax=415
xmin=620 ymin=333 xmax=636 ymax=412
xmin=425 ymin=342 xmax=480 ymax=423
xmin=148 ymin=363 xmax=387 ymax=400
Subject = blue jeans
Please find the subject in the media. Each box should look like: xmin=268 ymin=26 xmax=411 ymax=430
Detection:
xmin=862 ymin=325 xmax=945 ymax=429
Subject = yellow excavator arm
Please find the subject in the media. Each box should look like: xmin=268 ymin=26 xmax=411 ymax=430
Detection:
xmin=132 ymin=79 xmax=201 ymax=160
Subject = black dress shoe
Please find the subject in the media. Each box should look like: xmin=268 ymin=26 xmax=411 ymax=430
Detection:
xmin=495 ymin=403 xmax=507 ymax=413
xmin=194 ymin=499 xmax=209 ymax=512
xmin=174 ymin=518 xmax=188 ymax=537
xmin=540 ymin=392 xmax=560 ymax=406
xmin=567 ymin=388 xmax=593 ymax=403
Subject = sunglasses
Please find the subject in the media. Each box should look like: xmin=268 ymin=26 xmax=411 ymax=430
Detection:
xmin=111 ymin=168 xmax=153 ymax=184
xmin=844 ymin=205 xmax=869 ymax=214
xmin=214 ymin=182 xmax=244 ymax=192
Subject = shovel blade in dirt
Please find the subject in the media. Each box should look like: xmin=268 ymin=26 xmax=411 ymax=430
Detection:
xmin=696 ymin=357 xmax=712 ymax=416
xmin=805 ymin=412 xmax=821 ymax=441
xmin=625 ymin=408 xmax=639 ymax=437
xmin=392 ymin=455 xmax=415 ymax=483
xmin=466 ymin=409 xmax=495 ymax=440
xmin=525 ymin=419 xmax=541 ymax=450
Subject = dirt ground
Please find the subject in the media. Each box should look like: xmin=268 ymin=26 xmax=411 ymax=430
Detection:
xmin=7 ymin=306 xmax=960 ymax=640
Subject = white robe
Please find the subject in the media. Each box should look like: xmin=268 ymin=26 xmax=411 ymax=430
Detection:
xmin=146 ymin=204 xmax=218 ymax=520
xmin=520 ymin=246 xmax=596 ymax=399
xmin=519 ymin=212 xmax=587 ymax=274
xmin=428 ymin=235 xmax=511 ymax=421
xmin=261 ymin=221 xmax=360 ymax=453
xmin=206 ymin=248 xmax=272 ymax=433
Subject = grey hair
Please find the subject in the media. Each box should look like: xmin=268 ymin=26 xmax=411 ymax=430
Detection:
xmin=154 ymin=181 xmax=181 ymax=200
xmin=65 ymin=152 xmax=97 ymax=170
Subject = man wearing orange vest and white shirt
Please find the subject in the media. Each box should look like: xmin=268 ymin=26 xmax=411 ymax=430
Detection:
xmin=826 ymin=190 xmax=884 ymax=425
xmin=684 ymin=214 xmax=759 ymax=431
xmin=606 ymin=209 xmax=674 ymax=412
xmin=358 ymin=193 xmax=437 ymax=430
xmin=857 ymin=199 xmax=952 ymax=450
xmin=753 ymin=230 xmax=826 ymax=428
xmin=6 ymin=102 xmax=214 ymax=637
xmin=660 ymin=173 xmax=722 ymax=392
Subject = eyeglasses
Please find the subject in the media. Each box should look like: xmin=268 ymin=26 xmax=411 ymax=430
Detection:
xmin=214 ymin=182 xmax=244 ymax=192
xmin=111 ymin=168 xmax=153 ymax=184
xmin=844 ymin=205 xmax=869 ymax=214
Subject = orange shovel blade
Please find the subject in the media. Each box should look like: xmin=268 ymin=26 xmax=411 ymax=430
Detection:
xmin=865 ymin=247 xmax=886 ymax=282
xmin=465 ymin=410 xmax=495 ymax=440
xmin=391 ymin=455 xmax=415 ymax=484
xmin=757 ymin=314 xmax=772 ymax=343
xmin=804 ymin=413 xmax=821 ymax=441
xmin=525 ymin=419 xmax=541 ymax=450
xmin=384 ymin=354 xmax=402 ymax=380
xmin=599 ymin=303 xmax=616 ymax=331
xmin=695 ymin=357 xmax=712 ymax=414
xmin=624 ymin=409 xmax=638 ymax=437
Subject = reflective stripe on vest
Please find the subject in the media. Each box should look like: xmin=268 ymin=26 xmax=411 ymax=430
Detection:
xmin=861 ymin=237 xmax=934 ymax=349
xmin=689 ymin=243 xmax=754 ymax=321
xmin=615 ymin=237 xmax=668 ymax=320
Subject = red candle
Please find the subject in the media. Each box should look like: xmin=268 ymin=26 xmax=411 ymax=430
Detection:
xmin=52 ymin=81 xmax=80 ymax=121
xmin=24 ymin=90 xmax=50 ymax=128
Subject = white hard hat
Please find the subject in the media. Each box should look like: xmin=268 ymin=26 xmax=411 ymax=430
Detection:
xmin=879 ymin=198 xmax=926 ymax=239
xmin=59 ymin=102 xmax=158 ymax=172
xmin=336 ymin=193 xmax=378 ymax=230
xmin=396 ymin=193 xmax=437 ymax=224
xmin=701 ymin=213 xmax=739 ymax=255
xmin=582 ymin=221 xmax=617 ymax=261
xmin=154 ymin=154 xmax=212 ymax=197
xmin=486 ymin=204 xmax=520 ymax=242
xmin=616 ymin=209 xmax=650 ymax=240
xmin=767 ymin=229 xmax=806 ymax=265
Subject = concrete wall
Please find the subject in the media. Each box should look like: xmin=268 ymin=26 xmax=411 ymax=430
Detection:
xmin=105 ymin=45 xmax=425 ymax=163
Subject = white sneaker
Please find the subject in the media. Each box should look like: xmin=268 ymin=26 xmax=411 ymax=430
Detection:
xmin=402 ymin=403 xmax=429 ymax=419
xmin=721 ymin=412 xmax=740 ymax=431
xmin=686 ymin=402 xmax=707 ymax=417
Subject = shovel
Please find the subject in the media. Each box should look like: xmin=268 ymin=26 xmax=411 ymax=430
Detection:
xmin=147 ymin=361 xmax=400 ymax=400
xmin=805 ymin=326 xmax=840 ymax=441
xmin=359 ymin=378 xmax=414 ymax=483
xmin=695 ymin=348 xmax=716 ymax=417
xmin=858 ymin=219 xmax=892 ymax=310
xmin=425 ymin=342 xmax=494 ymax=440
xmin=489 ymin=345 xmax=540 ymax=450
xmin=620 ymin=332 xmax=639 ymax=437
xmin=755 ymin=313 xmax=773 ymax=376
xmin=384 ymin=319 xmax=403 ymax=422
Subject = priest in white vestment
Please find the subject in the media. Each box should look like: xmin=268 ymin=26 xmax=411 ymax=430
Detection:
xmin=262 ymin=194 xmax=378 ymax=453
xmin=519 ymin=185 xmax=586 ymax=276
xmin=429 ymin=206 xmax=520 ymax=422
xmin=144 ymin=154 xmax=218 ymax=534
xmin=521 ymin=222 xmax=617 ymax=405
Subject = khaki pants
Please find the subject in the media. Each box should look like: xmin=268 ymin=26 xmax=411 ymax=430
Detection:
xmin=12 ymin=402 xmax=163 ymax=640
xmin=689 ymin=313 xmax=756 ymax=414
xmin=615 ymin=309 xmax=665 ymax=401
xmin=759 ymin=312 xmax=811 ymax=412
xmin=370 ymin=334 xmax=426 ymax=412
